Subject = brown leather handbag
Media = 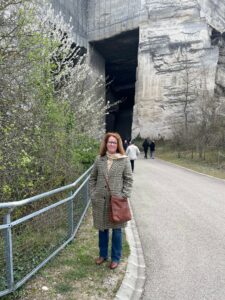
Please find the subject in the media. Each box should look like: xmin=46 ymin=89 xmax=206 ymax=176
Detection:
xmin=104 ymin=175 xmax=132 ymax=223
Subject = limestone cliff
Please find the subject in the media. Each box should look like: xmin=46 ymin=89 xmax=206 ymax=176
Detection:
xmin=51 ymin=0 xmax=225 ymax=139
xmin=133 ymin=0 xmax=219 ymax=138
xmin=197 ymin=1 xmax=225 ymax=105
xmin=197 ymin=0 xmax=225 ymax=33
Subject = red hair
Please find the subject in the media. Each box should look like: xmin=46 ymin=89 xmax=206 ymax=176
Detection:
xmin=99 ymin=132 xmax=125 ymax=156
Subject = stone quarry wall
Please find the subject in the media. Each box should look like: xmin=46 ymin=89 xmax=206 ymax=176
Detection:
xmin=51 ymin=0 xmax=88 ymax=47
xmin=197 ymin=0 xmax=225 ymax=33
xmin=51 ymin=0 xmax=225 ymax=139
xmin=133 ymin=0 xmax=219 ymax=139
xmin=87 ymin=0 xmax=145 ymax=41
xmin=88 ymin=46 xmax=106 ymax=106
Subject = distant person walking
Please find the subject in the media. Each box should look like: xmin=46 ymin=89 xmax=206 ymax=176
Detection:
xmin=126 ymin=141 xmax=140 ymax=172
xmin=149 ymin=140 xmax=155 ymax=159
xmin=142 ymin=139 xmax=149 ymax=159
xmin=123 ymin=139 xmax=129 ymax=151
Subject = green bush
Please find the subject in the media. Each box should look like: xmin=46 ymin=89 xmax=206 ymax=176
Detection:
xmin=0 ymin=2 xmax=104 ymax=203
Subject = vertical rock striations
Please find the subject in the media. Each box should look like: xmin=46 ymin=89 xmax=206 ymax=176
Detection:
xmin=51 ymin=0 xmax=225 ymax=139
xmin=132 ymin=0 xmax=219 ymax=138
xmin=197 ymin=0 xmax=225 ymax=33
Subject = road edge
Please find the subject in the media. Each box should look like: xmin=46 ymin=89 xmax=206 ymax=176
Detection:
xmin=115 ymin=206 xmax=146 ymax=300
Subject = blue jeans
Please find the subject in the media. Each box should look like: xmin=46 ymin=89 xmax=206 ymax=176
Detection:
xmin=98 ymin=228 xmax=122 ymax=263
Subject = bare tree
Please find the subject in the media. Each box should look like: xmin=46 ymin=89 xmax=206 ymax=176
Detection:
xmin=169 ymin=52 xmax=225 ymax=162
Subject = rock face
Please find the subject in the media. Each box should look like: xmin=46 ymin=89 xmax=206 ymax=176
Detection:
xmin=87 ymin=0 xmax=145 ymax=41
xmin=133 ymin=0 xmax=219 ymax=138
xmin=216 ymin=44 xmax=225 ymax=97
xmin=52 ymin=0 xmax=225 ymax=139
xmin=197 ymin=0 xmax=225 ymax=32
xmin=51 ymin=0 xmax=88 ymax=47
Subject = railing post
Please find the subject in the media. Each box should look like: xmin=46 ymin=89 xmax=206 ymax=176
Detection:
xmin=67 ymin=191 xmax=74 ymax=237
xmin=3 ymin=209 xmax=14 ymax=290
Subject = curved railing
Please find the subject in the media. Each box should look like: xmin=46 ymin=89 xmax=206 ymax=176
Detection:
xmin=0 ymin=166 xmax=93 ymax=297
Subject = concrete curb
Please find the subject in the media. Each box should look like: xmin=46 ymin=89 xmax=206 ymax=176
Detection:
xmin=115 ymin=213 xmax=146 ymax=300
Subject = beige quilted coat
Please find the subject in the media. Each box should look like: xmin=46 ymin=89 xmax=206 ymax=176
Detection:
xmin=89 ymin=155 xmax=133 ymax=230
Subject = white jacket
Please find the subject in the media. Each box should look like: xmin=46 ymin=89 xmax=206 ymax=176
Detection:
xmin=126 ymin=144 xmax=140 ymax=160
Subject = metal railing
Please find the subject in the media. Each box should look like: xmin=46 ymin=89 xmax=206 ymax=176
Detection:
xmin=0 ymin=166 xmax=93 ymax=297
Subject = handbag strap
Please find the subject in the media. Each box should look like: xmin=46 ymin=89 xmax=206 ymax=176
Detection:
xmin=103 ymin=173 xmax=111 ymax=195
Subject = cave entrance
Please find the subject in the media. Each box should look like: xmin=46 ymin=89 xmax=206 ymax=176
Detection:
xmin=91 ymin=29 xmax=139 ymax=140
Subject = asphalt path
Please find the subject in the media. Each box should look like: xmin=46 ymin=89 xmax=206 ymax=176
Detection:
xmin=130 ymin=157 xmax=225 ymax=300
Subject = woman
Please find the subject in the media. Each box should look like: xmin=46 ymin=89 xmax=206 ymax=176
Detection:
xmin=126 ymin=141 xmax=140 ymax=172
xmin=89 ymin=132 xmax=133 ymax=270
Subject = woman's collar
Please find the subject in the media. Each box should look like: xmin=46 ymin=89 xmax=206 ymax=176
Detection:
xmin=106 ymin=151 xmax=127 ymax=159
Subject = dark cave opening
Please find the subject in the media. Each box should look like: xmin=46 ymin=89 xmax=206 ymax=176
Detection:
xmin=90 ymin=29 xmax=139 ymax=140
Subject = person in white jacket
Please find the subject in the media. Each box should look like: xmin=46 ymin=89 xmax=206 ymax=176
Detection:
xmin=126 ymin=141 xmax=140 ymax=172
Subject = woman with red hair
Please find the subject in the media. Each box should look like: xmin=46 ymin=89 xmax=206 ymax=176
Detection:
xmin=89 ymin=132 xmax=133 ymax=269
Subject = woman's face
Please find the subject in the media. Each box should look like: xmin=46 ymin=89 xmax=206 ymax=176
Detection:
xmin=107 ymin=136 xmax=118 ymax=154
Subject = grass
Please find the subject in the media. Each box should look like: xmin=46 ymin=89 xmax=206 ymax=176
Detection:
xmin=157 ymin=146 xmax=225 ymax=180
xmin=2 ymin=208 xmax=130 ymax=300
